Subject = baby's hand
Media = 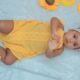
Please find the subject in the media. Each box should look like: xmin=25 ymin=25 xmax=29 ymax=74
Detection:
xmin=48 ymin=39 xmax=57 ymax=50
xmin=52 ymin=31 xmax=60 ymax=43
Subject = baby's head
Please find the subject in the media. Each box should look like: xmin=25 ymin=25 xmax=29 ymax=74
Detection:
xmin=64 ymin=28 xmax=80 ymax=50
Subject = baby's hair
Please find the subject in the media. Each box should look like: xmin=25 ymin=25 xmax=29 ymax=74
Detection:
xmin=75 ymin=27 xmax=80 ymax=32
xmin=73 ymin=27 xmax=80 ymax=33
xmin=74 ymin=47 xmax=80 ymax=50
xmin=74 ymin=47 xmax=80 ymax=52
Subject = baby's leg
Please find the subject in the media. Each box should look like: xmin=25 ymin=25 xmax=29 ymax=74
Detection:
xmin=0 ymin=20 xmax=14 ymax=34
xmin=0 ymin=48 xmax=16 ymax=65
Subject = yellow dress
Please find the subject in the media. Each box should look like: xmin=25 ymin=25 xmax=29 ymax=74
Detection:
xmin=0 ymin=20 xmax=64 ymax=60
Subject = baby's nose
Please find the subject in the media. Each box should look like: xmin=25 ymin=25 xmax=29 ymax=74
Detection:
xmin=68 ymin=38 xmax=74 ymax=43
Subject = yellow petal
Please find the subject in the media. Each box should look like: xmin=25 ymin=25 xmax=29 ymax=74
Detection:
xmin=61 ymin=0 xmax=76 ymax=7
xmin=77 ymin=3 xmax=80 ymax=14
xmin=39 ymin=0 xmax=60 ymax=11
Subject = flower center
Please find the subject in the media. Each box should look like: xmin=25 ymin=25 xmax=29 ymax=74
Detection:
xmin=46 ymin=0 xmax=55 ymax=5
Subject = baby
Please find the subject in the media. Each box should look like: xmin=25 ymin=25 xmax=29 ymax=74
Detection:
xmin=0 ymin=17 xmax=80 ymax=65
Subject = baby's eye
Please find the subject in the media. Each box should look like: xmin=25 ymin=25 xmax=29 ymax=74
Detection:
xmin=73 ymin=43 xmax=77 ymax=47
xmin=73 ymin=34 xmax=77 ymax=39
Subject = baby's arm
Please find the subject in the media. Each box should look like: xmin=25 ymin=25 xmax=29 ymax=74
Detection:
xmin=0 ymin=48 xmax=16 ymax=65
xmin=51 ymin=17 xmax=64 ymax=32
xmin=46 ymin=46 xmax=64 ymax=58
xmin=45 ymin=17 xmax=64 ymax=58
xmin=45 ymin=39 xmax=64 ymax=58
xmin=0 ymin=20 xmax=14 ymax=34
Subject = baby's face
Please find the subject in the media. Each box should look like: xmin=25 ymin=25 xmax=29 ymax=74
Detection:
xmin=64 ymin=30 xmax=80 ymax=49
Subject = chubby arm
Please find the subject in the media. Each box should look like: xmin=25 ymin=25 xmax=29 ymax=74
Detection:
xmin=45 ymin=46 xmax=64 ymax=58
xmin=45 ymin=17 xmax=64 ymax=58
xmin=51 ymin=17 xmax=64 ymax=31
xmin=0 ymin=48 xmax=16 ymax=65
xmin=0 ymin=20 xmax=14 ymax=34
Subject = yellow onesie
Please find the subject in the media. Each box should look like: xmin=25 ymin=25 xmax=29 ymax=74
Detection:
xmin=0 ymin=20 xmax=64 ymax=60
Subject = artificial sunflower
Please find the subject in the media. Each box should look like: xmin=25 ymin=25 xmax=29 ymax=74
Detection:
xmin=77 ymin=3 xmax=80 ymax=14
xmin=39 ymin=0 xmax=60 ymax=11
xmin=61 ymin=0 xmax=76 ymax=7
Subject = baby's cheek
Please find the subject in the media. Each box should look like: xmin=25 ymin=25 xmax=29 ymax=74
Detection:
xmin=66 ymin=43 xmax=72 ymax=48
xmin=69 ymin=44 xmax=74 ymax=49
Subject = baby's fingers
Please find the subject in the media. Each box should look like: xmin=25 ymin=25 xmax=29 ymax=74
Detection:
xmin=52 ymin=33 xmax=60 ymax=43
xmin=48 ymin=39 xmax=57 ymax=50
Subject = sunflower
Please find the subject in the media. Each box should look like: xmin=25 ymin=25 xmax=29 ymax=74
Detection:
xmin=77 ymin=3 xmax=80 ymax=14
xmin=61 ymin=0 xmax=76 ymax=7
xmin=39 ymin=0 xmax=60 ymax=11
